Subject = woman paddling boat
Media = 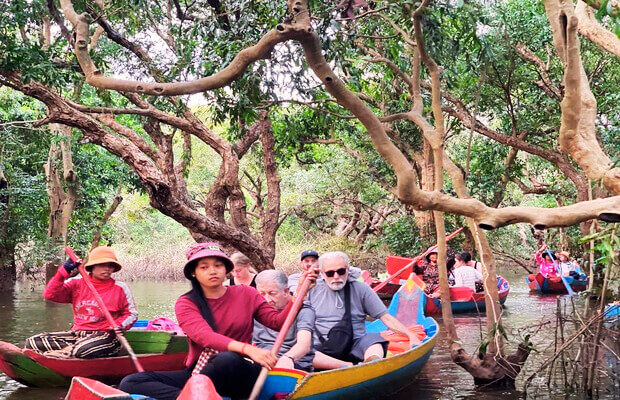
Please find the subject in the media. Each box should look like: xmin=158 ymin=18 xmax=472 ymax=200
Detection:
xmin=534 ymin=244 xmax=558 ymax=278
xmin=24 ymin=246 xmax=138 ymax=359
xmin=119 ymin=242 xmax=316 ymax=400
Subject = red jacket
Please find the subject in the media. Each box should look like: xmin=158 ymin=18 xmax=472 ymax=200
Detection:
xmin=175 ymin=285 xmax=292 ymax=367
xmin=43 ymin=266 xmax=138 ymax=331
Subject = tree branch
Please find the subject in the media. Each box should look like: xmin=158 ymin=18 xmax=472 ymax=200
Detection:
xmin=515 ymin=42 xmax=562 ymax=100
xmin=575 ymin=0 xmax=620 ymax=57
xmin=59 ymin=0 xmax=312 ymax=95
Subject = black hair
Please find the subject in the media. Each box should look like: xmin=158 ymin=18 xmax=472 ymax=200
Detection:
xmin=456 ymin=252 xmax=472 ymax=263
xmin=183 ymin=278 xmax=217 ymax=331
xmin=542 ymin=251 xmax=554 ymax=260
xmin=447 ymin=257 xmax=456 ymax=272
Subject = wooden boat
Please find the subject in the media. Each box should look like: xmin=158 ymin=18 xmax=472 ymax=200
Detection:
xmin=65 ymin=277 xmax=439 ymax=400
xmin=525 ymin=273 xmax=588 ymax=294
xmin=0 ymin=330 xmax=188 ymax=388
xmin=372 ymin=255 xmax=510 ymax=314
xmin=372 ymin=255 xmax=419 ymax=299
xmin=423 ymin=275 xmax=510 ymax=315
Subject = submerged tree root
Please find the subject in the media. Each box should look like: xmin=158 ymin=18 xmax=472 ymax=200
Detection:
xmin=451 ymin=343 xmax=531 ymax=388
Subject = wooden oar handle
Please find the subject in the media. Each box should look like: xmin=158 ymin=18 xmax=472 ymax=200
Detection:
xmin=247 ymin=271 xmax=314 ymax=400
xmin=65 ymin=247 xmax=81 ymax=264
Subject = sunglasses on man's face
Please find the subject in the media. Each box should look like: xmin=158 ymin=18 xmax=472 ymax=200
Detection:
xmin=324 ymin=268 xmax=347 ymax=278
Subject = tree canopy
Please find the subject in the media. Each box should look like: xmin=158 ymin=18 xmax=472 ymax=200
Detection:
xmin=0 ymin=0 xmax=618 ymax=266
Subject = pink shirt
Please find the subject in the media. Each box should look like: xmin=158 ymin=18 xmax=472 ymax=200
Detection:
xmin=43 ymin=266 xmax=138 ymax=331
xmin=535 ymin=251 xmax=558 ymax=278
xmin=175 ymin=285 xmax=292 ymax=367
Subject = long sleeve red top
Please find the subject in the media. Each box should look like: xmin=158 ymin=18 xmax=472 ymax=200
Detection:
xmin=43 ymin=266 xmax=138 ymax=331
xmin=175 ymin=285 xmax=292 ymax=367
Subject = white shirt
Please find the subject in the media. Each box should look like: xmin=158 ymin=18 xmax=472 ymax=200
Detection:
xmin=452 ymin=266 xmax=483 ymax=291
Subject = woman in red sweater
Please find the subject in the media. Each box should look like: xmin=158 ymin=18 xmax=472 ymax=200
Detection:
xmin=24 ymin=246 xmax=137 ymax=358
xmin=119 ymin=242 xmax=301 ymax=400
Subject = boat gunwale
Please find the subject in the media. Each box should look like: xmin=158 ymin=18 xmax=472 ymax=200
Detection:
xmin=288 ymin=317 xmax=439 ymax=398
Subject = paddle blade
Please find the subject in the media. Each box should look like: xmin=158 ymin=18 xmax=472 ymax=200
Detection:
xmin=177 ymin=375 xmax=222 ymax=400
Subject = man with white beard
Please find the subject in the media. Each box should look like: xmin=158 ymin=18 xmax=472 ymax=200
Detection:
xmin=307 ymin=251 xmax=420 ymax=369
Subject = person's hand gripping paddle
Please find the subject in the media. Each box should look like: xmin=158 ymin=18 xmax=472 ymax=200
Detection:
xmin=247 ymin=267 xmax=317 ymax=400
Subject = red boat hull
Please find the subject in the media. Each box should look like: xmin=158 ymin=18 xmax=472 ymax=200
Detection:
xmin=65 ymin=377 xmax=132 ymax=400
xmin=423 ymin=277 xmax=510 ymax=315
xmin=0 ymin=340 xmax=187 ymax=387
xmin=525 ymin=273 xmax=588 ymax=294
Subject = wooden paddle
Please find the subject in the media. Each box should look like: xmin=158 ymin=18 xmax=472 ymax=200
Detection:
xmin=65 ymin=246 xmax=144 ymax=372
xmin=373 ymin=227 xmax=464 ymax=293
xmin=247 ymin=269 xmax=315 ymax=400
xmin=544 ymin=247 xmax=575 ymax=296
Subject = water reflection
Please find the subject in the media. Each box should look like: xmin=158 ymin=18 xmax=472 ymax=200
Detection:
xmin=0 ymin=273 xmax=614 ymax=399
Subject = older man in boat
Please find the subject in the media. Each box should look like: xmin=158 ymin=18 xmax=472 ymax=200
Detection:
xmin=253 ymin=270 xmax=315 ymax=371
xmin=24 ymin=246 xmax=138 ymax=359
xmin=308 ymin=251 xmax=420 ymax=369
xmin=289 ymin=250 xmax=366 ymax=294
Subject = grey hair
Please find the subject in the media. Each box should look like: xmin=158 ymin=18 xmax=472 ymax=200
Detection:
xmin=318 ymin=251 xmax=350 ymax=269
xmin=230 ymin=252 xmax=252 ymax=266
xmin=255 ymin=269 xmax=289 ymax=290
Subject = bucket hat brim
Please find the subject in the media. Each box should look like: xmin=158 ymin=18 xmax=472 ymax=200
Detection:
xmin=84 ymin=258 xmax=122 ymax=272
xmin=183 ymin=243 xmax=234 ymax=279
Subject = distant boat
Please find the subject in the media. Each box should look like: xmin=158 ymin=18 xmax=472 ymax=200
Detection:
xmin=65 ymin=278 xmax=439 ymax=400
xmin=423 ymin=276 xmax=510 ymax=315
xmin=0 ymin=329 xmax=188 ymax=388
xmin=372 ymin=255 xmax=510 ymax=314
xmin=525 ymin=273 xmax=588 ymax=294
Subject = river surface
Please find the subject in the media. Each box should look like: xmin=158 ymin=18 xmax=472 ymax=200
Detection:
xmin=0 ymin=270 xmax=616 ymax=399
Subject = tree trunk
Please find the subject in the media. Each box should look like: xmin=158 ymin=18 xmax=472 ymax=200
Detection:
xmin=44 ymin=124 xmax=78 ymax=282
xmin=415 ymin=141 xmax=435 ymax=239
xmin=258 ymin=115 xmax=281 ymax=264
xmin=91 ymin=188 xmax=123 ymax=249
xmin=444 ymin=154 xmax=531 ymax=386
xmin=545 ymin=0 xmax=620 ymax=195
xmin=0 ymin=167 xmax=16 ymax=292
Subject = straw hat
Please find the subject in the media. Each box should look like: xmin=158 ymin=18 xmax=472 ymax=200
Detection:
xmin=84 ymin=246 xmax=122 ymax=272
xmin=559 ymin=251 xmax=570 ymax=258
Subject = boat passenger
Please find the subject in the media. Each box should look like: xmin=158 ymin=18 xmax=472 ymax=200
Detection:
xmin=451 ymin=252 xmax=483 ymax=291
xmin=308 ymin=251 xmax=420 ymax=369
xmin=24 ymin=246 xmax=137 ymax=359
xmin=119 ymin=242 xmax=315 ymax=400
xmin=534 ymin=244 xmax=558 ymax=278
xmin=447 ymin=256 xmax=456 ymax=286
xmin=288 ymin=249 xmax=320 ymax=293
xmin=289 ymin=249 xmax=363 ymax=293
xmin=253 ymin=270 xmax=315 ymax=371
xmin=224 ymin=252 xmax=257 ymax=288
xmin=459 ymin=251 xmax=483 ymax=273
xmin=557 ymin=251 xmax=584 ymax=279
xmin=420 ymin=251 xmax=440 ymax=295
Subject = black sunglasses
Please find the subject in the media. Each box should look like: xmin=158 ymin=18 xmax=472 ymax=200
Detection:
xmin=324 ymin=268 xmax=347 ymax=278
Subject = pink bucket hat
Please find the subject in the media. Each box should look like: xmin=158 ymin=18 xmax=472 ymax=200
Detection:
xmin=183 ymin=242 xmax=234 ymax=279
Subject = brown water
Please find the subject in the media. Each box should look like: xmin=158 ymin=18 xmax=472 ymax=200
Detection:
xmin=0 ymin=272 xmax=616 ymax=399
